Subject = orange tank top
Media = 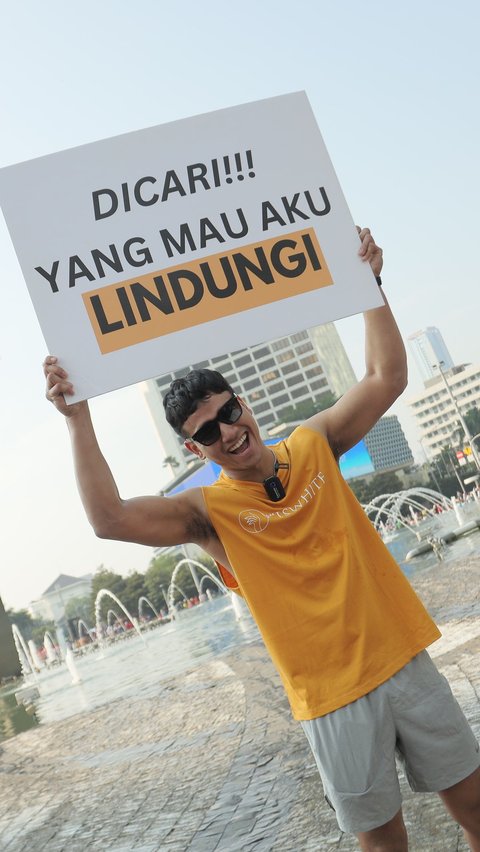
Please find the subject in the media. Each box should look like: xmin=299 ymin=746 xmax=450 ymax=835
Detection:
xmin=202 ymin=426 xmax=440 ymax=720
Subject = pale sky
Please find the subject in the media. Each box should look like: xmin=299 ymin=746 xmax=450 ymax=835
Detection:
xmin=1 ymin=0 xmax=479 ymax=611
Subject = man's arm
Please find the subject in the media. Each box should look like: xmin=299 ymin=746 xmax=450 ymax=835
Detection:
xmin=304 ymin=228 xmax=408 ymax=457
xmin=43 ymin=357 xmax=210 ymax=548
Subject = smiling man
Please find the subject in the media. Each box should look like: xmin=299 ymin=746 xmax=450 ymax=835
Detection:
xmin=44 ymin=228 xmax=480 ymax=851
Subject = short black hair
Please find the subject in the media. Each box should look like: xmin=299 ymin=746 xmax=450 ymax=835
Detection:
xmin=163 ymin=369 xmax=234 ymax=436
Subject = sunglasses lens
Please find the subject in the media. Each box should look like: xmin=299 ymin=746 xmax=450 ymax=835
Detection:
xmin=221 ymin=397 xmax=242 ymax=424
xmin=194 ymin=422 xmax=221 ymax=446
xmin=191 ymin=396 xmax=242 ymax=446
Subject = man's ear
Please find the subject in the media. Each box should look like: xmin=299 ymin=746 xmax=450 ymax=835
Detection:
xmin=184 ymin=439 xmax=205 ymax=460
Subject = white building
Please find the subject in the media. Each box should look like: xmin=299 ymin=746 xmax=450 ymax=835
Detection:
xmin=407 ymin=363 xmax=480 ymax=456
xmin=29 ymin=574 xmax=92 ymax=624
xmin=143 ymin=323 xmax=357 ymax=475
xmin=408 ymin=327 xmax=454 ymax=383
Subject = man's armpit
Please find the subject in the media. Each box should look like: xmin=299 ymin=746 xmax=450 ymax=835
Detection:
xmin=186 ymin=511 xmax=218 ymax=544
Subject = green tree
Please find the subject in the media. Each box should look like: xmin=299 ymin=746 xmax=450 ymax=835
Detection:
xmin=277 ymin=391 xmax=337 ymax=424
xmin=465 ymin=407 xmax=480 ymax=440
xmin=349 ymin=471 xmax=404 ymax=505
xmin=162 ymin=455 xmax=180 ymax=468
xmin=90 ymin=566 xmax=127 ymax=623
xmin=6 ymin=608 xmax=56 ymax=647
xmin=122 ymin=571 xmax=149 ymax=617
xmin=31 ymin=620 xmax=57 ymax=647
xmin=144 ymin=550 xmax=221 ymax=608
xmin=64 ymin=595 xmax=91 ymax=625
xmin=145 ymin=552 xmax=182 ymax=611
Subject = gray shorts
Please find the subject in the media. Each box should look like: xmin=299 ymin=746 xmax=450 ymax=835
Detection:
xmin=301 ymin=651 xmax=480 ymax=834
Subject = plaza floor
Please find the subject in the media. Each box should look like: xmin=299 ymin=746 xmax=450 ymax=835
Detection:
xmin=1 ymin=554 xmax=480 ymax=851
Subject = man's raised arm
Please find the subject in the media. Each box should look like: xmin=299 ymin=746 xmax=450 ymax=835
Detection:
xmin=43 ymin=357 xmax=206 ymax=548
xmin=304 ymin=227 xmax=408 ymax=456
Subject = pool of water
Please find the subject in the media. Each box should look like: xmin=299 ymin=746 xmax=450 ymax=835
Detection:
xmin=2 ymin=507 xmax=479 ymax=741
xmin=384 ymin=504 xmax=480 ymax=577
xmin=0 ymin=596 xmax=260 ymax=739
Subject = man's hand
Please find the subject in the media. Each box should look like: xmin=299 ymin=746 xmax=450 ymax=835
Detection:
xmin=357 ymin=226 xmax=383 ymax=278
xmin=43 ymin=356 xmax=85 ymax=418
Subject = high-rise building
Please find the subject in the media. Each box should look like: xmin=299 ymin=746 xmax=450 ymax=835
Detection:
xmin=363 ymin=416 xmax=413 ymax=472
xmin=408 ymin=327 xmax=454 ymax=383
xmin=407 ymin=363 xmax=480 ymax=456
xmin=143 ymin=323 xmax=357 ymax=475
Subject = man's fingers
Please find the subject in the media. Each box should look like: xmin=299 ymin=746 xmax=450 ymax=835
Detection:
xmin=46 ymin=378 xmax=74 ymax=401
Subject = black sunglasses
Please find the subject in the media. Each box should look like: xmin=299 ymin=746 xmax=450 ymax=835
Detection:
xmin=190 ymin=394 xmax=243 ymax=446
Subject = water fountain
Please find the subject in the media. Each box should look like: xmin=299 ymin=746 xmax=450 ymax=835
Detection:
xmin=65 ymin=647 xmax=82 ymax=684
xmin=11 ymin=625 xmax=37 ymax=679
xmin=364 ymin=488 xmax=451 ymax=535
xmin=138 ymin=595 xmax=160 ymax=621
xmin=27 ymin=639 xmax=44 ymax=670
xmin=77 ymin=619 xmax=95 ymax=643
xmin=363 ymin=488 xmax=480 ymax=560
xmin=94 ymin=589 xmax=145 ymax=646
xmin=43 ymin=631 xmax=60 ymax=664
xmin=106 ymin=609 xmax=126 ymax=632
xmin=1 ymin=589 xmax=260 ymax=739
xmin=167 ymin=558 xmax=245 ymax=620
xmin=167 ymin=558 xmax=227 ymax=610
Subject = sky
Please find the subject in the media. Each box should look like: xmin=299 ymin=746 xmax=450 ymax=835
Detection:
xmin=1 ymin=0 xmax=479 ymax=611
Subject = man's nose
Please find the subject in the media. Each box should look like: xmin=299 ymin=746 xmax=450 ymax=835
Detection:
xmin=219 ymin=420 xmax=239 ymax=440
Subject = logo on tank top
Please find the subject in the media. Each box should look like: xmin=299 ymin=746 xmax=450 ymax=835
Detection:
xmin=238 ymin=471 xmax=326 ymax=533
xmin=239 ymin=509 xmax=270 ymax=533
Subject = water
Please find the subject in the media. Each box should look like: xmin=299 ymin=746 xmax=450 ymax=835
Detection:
xmin=2 ymin=512 xmax=479 ymax=743
xmin=385 ymin=504 xmax=480 ymax=578
xmin=0 ymin=597 xmax=260 ymax=738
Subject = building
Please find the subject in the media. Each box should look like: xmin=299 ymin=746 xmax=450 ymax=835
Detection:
xmin=407 ymin=363 xmax=480 ymax=456
xmin=363 ymin=416 xmax=414 ymax=472
xmin=29 ymin=574 xmax=92 ymax=625
xmin=408 ymin=327 xmax=454 ymax=383
xmin=143 ymin=323 xmax=357 ymax=476
xmin=269 ymin=414 xmax=412 ymax=477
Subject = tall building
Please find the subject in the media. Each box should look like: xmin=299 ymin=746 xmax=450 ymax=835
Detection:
xmin=408 ymin=327 xmax=454 ymax=383
xmin=143 ymin=323 xmax=357 ymax=475
xmin=407 ymin=363 xmax=480 ymax=456
xmin=363 ymin=416 xmax=413 ymax=472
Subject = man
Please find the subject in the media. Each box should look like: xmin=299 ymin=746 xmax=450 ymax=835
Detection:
xmin=44 ymin=229 xmax=480 ymax=851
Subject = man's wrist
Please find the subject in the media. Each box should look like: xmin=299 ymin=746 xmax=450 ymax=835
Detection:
xmin=375 ymin=276 xmax=383 ymax=287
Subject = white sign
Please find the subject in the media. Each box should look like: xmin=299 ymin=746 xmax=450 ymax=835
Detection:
xmin=0 ymin=92 xmax=383 ymax=402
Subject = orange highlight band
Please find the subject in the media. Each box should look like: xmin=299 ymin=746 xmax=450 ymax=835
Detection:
xmin=82 ymin=228 xmax=333 ymax=354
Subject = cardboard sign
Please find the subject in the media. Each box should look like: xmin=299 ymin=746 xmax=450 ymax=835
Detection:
xmin=0 ymin=92 xmax=383 ymax=401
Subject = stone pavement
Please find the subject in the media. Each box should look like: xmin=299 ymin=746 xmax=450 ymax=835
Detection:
xmin=2 ymin=554 xmax=480 ymax=851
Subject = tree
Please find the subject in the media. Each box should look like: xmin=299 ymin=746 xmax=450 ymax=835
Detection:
xmin=465 ymin=407 xmax=480 ymax=440
xmin=122 ymin=571 xmax=149 ymax=617
xmin=349 ymin=471 xmax=404 ymax=505
xmin=144 ymin=550 xmax=220 ymax=608
xmin=277 ymin=391 xmax=337 ymax=424
xmin=162 ymin=455 xmax=179 ymax=468
xmin=145 ymin=552 xmax=183 ymax=611
xmin=6 ymin=608 xmax=56 ymax=647
xmin=64 ymin=595 xmax=92 ymax=625
xmin=89 ymin=566 xmax=127 ymax=623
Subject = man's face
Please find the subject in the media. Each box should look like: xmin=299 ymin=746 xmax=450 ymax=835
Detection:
xmin=182 ymin=391 xmax=263 ymax=475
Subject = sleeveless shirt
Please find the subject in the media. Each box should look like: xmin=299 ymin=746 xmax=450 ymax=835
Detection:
xmin=202 ymin=426 xmax=440 ymax=720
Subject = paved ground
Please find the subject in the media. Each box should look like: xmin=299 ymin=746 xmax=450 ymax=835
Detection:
xmin=2 ymin=553 xmax=480 ymax=851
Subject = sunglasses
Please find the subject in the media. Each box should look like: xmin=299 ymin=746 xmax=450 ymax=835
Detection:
xmin=190 ymin=394 xmax=243 ymax=446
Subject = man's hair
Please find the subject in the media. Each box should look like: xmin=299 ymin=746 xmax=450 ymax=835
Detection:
xmin=163 ymin=369 xmax=234 ymax=436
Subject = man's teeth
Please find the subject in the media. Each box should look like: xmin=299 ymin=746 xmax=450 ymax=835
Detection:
xmin=230 ymin=433 xmax=247 ymax=452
